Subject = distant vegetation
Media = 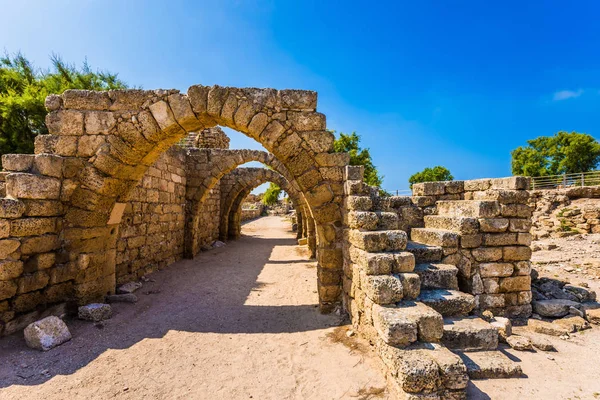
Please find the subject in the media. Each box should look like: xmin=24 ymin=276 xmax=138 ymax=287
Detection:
xmin=332 ymin=131 xmax=383 ymax=187
xmin=261 ymin=183 xmax=282 ymax=206
xmin=409 ymin=166 xmax=453 ymax=188
xmin=0 ymin=52 xmax=128 ymax=158
xmin=511 ymin=131 xmax=600 ymax=177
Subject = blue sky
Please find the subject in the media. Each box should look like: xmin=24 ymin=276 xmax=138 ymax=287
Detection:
xmin=2 ymin=0 xmax=599 ymax=192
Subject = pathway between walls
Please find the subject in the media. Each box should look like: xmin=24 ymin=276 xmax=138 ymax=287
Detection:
xmin=0 ymin=216 xmax=388 ymax=400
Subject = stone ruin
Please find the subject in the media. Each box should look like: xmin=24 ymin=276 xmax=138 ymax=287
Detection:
xmin=0 ymin=84 xmax=593 ymax=398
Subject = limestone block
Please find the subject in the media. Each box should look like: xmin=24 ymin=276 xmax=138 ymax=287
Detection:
xmin=0 ymin=281 xmax=17 ymax=300
xmin=20 ymin=235 xmax=59 ymax=255
xmin=500 ymin=204 xmax=531 ymax=219
xmin=278 ymin=89 xmax=317 ymax=110
xmin=288 ymin=111 xmax=326 ymax=131
xmin=299 ymin=130 xmax=335 ymax=153
xmin=148 ymin=100 xmax=184 ymax=136
xmin=17 ymin=271 xmax=49 ymax=294
xmin=10 ymin=218 xmax=56 ymax=236
xmin=533 ymin=299 xmax=580 ymax=317
xmin=45 ymin=94 xmax=62 ymax=111
xmin=502 ymin=246 xmax=532 ymax=261
xmin=167 ymin=93 xmax=203 ymax=131
xmin=393 ymin=252 xmax=416 ymax=273
xmin=0 ymin=260 xmax=23 ymax=281
xmin=78 ymin=303 xmax=112 ymax=322
xmin=6 ymin=173 xmax=61 ymax=200
xmin=412 ymin=181 xmax=446 ymax=196
xmin=45 ymin=110 xmax=84 ymax=135
xmin=499 ymin=276 xmax=531 ymax=293
xmin=396 ymin=273 xmax=421 ymax=299
xmin=85 ymin=111 xmax=116 ymax=134
xmin=483 ymin=233 xmax=518 ymax=246
xmin=34 ymin=135 xmax=78 ymax=157
xmin=2 ymin=154 xmax=34 ymax=172
xmin=480 ymin=263 xmax=514 ymax=278
xmin=24 ymin=316 xmax=71 ymax=351
xmin=0 ymin=198 xmax=25 ymax=218
xmin=464 ymin=179 xmax=491 ymax=191
xmin=63 ymin=89 xmax=111 ymax=110
xmin=0 ymin=239 xmax=20 ymax=258
xmin=489 ymin=176 xmax=530 ymax=190
xmin=372 ymin=304 xmax=418 ymax=346
xmin=362 ymin=274 xmax=404 ymax=304
xmin=478 ymin=218 xmax=509 ymax=232
xmin=471 ymin=247 xmax=503 ymax=262
xmin=460 ymin=234 xmax=482 ymax=248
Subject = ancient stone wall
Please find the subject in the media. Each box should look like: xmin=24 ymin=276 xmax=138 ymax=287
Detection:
xmin=411 ymin=178 xmax=533 ymax=317
xmin=241 ymin=208 xmax=262 ymax=221
xmin=195 ymin=184 xmax=221 ymax=249
xmin=116 ymin=147 xmax=187 ymax=283
xmin=529 ymin=187 xmax=600 ymax=238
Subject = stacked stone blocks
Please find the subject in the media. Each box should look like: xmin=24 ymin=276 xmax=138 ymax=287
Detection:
xmin=412 ymin=177 xmax=533 ymax=318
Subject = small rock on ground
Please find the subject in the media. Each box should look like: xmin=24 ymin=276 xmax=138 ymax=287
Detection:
xmin=553 ymin=316 xmax=590 ymax=333
xmin=106 ymin=293 xmax=138 ymax=303
xmin=117 ymin=282 xmax=142 ymax=294
xmin=78 ymin=303 xmax=112 ymax=322
xmin=24 ymin=316 xmax=71 ymax=351
xmin=533 ymin=299 xmax=581 ymax=318
xmin=506 ymin=335 xmax=534 ymax=351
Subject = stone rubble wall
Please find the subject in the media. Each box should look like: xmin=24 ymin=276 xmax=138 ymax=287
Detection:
xmin=342 ymin=166 xmax=469 ymax=399
xmin=241 ymin=208 xmax=262 ymax=221
xmin=115 ymin=147 xmax=187 ymax=283
xmin=411 ymin=178 xmax=533 ymax=317
xmin=195 ymin=184 xmax=221 ymax=250
xmin=529 ymin=186 xmax=600 ymax=238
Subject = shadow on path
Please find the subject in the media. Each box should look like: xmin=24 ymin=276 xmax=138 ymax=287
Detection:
xmin=0 ymin=221 xmax=333 ymax=389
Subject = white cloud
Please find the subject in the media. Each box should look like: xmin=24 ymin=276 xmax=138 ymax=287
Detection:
xmin=552 ymin=89 xmax=584 ymax=101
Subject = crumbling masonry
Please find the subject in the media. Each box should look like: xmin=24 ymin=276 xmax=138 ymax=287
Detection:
xmin=0 ymin=85 xmax=538 ymax=399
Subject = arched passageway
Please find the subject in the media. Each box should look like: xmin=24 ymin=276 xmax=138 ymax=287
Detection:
xmin=32 ymin=85 xmax=348 ymax=313
xmin=218 ymin=167 xmax=304 ymax=241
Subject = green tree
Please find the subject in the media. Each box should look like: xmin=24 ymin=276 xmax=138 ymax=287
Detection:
xmin=408 ymin=166 xmax=453 ymax=188
xmin=332 ymin=131 xmax=383 ymax=187
xmin=262 ymin=183 xmax=282 ymax=206
xmin=0 ymin=52 xmax=128 ymax=159
xmin=511 ymin=131 xmax=600 ymax=177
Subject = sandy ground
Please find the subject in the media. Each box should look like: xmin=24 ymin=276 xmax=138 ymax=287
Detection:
xmin=0 ymin=216 xmax=389 ymax=400
xmin=469 ymin=233 xmax=600 ymax=400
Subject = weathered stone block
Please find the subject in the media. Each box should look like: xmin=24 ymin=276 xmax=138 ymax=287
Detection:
xmin=372 ymin=304 xmax=418 ymax=346
xmin=0 ymin=239 xmax=20 ymax=258
xmin=78 ymin=303 xmax=112 ymax=322
xmin=10 ymin=218 xmax=56 ymax=236
xmin=6 ymin=173 xmax=61 ymax=200
xmin=24 ymin=316 xmax=71 ymax=351
xmin=502 ymin=246 xmax=532 ymax=261
xmin=0 ymin=260 xmax=23 ymax=281
xmin=498 ymin=276 xmax=531 ymax=293
xmin=478 ymin=218 xmax=509 ymax=232
xmin=480 ymin=263 xmax=514 ymax=278
xmin=0 ymin=198 xmax=25 ymax=218
xmin=362 ymin=274 xmax=404 ymax=304
xmin=471 ymin=247 xmax=503 ymax=262
xmin=63 ymin=89 xmax=111 ymax=110
xmin=45 ymin=110 xmax=84 ymax=135
xmin=2 ymin=154 xmax=34 ymax=172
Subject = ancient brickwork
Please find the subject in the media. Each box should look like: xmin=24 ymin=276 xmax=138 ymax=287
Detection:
xmin=241 ymin=208 xmax=262 ymax=222
xmin=411 ymin=177 xmax=533 ymax=318
xmin=116 ymin=147 xmax=187 ymax=283
xmin=195 ymin=185 xmax=221 ymax=249
xmin=342 ymin=165 xmax=469 ymax=399
xmin=0 ymin=84 xmax=346 ymax=332
xmin=194 ymin=127 xmax=230 ymax=149
xmin=529 ymin=186 xmax=600 ymax=238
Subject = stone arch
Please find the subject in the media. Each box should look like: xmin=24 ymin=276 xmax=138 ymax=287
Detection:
xmin=218 ymin=168 xmax=304 ymax=241
xmin=42 ymin=85 xmax=347 ymax=311
xmin=184 ymin=148 xmax=306 ymax=256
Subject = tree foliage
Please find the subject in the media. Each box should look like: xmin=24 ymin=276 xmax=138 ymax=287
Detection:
xmin=511 ymin=131 xmax=600 ymax=177
xmin=0 ymin=52 xmax=128 ymax=158
xmin=408 ymin=166 xmax=453 ymax=188
xmin=332 ymin=131 xmax=383 ymax=187
xmin=262 ymin=183 xmax=282 ymax=206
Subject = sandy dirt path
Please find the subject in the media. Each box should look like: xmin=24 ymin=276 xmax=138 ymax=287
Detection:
xmin=0 ymin=216 xmax=389 ymax=400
